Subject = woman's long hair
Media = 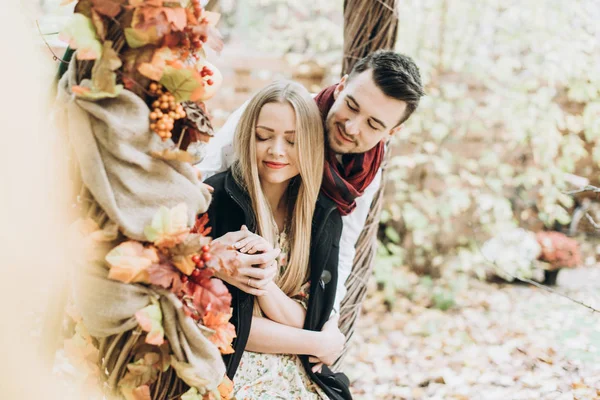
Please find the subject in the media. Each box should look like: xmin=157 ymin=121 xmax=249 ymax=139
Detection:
xmin=232 ymin=80 xmax=324 ymax=297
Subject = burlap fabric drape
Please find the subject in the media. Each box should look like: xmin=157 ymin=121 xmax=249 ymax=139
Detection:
xmin=56 ymin=55 xmax=211 ymax=241
xmin=55 ymin=55 xmax=225 ymax=395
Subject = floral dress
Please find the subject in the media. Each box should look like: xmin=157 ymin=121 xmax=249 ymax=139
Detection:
xmin=233 ymin=232 xmax=328 ymax=400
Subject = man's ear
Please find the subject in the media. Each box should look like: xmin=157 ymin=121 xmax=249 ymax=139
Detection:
xmin=389 ymin=124 xmax=402 ymax=136
xmin=333 ymin=75 xmax=348 ymax=100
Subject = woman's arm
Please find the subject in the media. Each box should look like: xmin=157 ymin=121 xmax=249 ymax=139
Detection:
xmin=256 ymin=281 xmax=306 ymax=328
xmin=233 ymin=232 xmax=307 ymax=327
xmin=245 ymin=315 xmax=344 ymax=365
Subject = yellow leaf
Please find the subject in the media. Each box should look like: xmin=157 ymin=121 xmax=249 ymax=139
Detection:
xmin=105 ymin=241 xmax=158 ymax=283
xmin=144 ymin=203 xmax=190 ymax=248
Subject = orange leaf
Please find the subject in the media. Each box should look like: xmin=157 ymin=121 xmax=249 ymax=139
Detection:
xmin=131 ymin=385 xmax=151 ymax=400
xmin=138 ymin=46 xmax=175 ymax=81
xmin=203 ymin=310 xmax=236 ymax=354
xmin=162 ymin=7 xmax=187 ymax=31
xmin=72 ymin=85 xmax=91 ymax=96
xmin=91 ymin=0 xmax=126 ymax=18
xmin=217 ymin=376 xmax=234 ymax=399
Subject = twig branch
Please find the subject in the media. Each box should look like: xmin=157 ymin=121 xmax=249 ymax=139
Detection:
xmin=36 ymin=20 xmax=69 ymax=64
xmin=564 ymin=185 xmax=600 ymax=196
xmin=473 ymin=240 xmax=599 ymax=314
xmin=586 ymin=212 xmax=600 ymax=230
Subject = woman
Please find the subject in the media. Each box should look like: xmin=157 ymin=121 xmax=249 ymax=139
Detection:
xmin=205 ymin=81 xmax=352 ymax=399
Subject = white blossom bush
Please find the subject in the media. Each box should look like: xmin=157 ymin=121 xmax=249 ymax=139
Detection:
xmin=480 ymin=228 xmax=542 ymax=282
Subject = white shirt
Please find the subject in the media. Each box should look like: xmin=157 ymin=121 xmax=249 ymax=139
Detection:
xmin=196 ymin=101 xmax=382 ymax=313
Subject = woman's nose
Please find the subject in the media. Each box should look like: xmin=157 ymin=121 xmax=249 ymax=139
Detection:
xmin=268 ymin=139 xmax=285 ymax=156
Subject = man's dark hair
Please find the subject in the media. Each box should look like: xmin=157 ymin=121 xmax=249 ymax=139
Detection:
xmin=349 ymin=50 xmax=425 ymax=125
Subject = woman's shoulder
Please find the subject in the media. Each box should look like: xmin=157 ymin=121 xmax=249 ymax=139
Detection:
xmin=204 ymin=170 xmax=229 ymax=192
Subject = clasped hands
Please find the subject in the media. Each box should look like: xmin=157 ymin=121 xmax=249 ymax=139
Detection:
xmin=212 ymin=226 xmax=344 ymax=371
xmin=212 ymin=225 xmax=280 ymax=296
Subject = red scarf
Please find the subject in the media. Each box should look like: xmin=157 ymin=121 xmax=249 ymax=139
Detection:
xmin=314 ymin=85 xmax=385 ymax=216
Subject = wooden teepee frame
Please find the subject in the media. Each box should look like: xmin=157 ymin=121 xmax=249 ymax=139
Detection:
xmin=335 ymin=0 xmax=399 ymax=370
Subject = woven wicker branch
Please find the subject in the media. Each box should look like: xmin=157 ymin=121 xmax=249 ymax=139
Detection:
xmin=334 ymin=148 xmax=392 ymax=370
xmin=341 ymin=0 xmax=399 ymax=75
xmin=334 ymin=0 xmax=398 ymax=370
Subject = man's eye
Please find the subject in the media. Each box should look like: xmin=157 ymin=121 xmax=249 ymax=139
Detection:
xmin=368 ymin=122 xmax=378 ymax=130
xmin=346 ymin=101 xmax=358 ymax=112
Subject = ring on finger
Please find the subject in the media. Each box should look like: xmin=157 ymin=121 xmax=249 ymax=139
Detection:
xmin=247 ymin=278 xmax=252 ymax=287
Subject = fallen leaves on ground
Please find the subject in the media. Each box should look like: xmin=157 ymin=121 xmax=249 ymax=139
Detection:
xmin=345 ymin=265 xmax=600 ymax=399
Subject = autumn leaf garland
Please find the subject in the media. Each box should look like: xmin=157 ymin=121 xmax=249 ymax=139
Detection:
xmin=60 ymin=0 xmax=223 ymax=103
xmin=104 ymin=203 xmax=237 ymax=351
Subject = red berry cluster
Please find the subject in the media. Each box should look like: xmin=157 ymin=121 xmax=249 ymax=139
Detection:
xmin=178 ymin=0 xmax=209 ymax=61
xmin=181 ymin=244 xmax=212 ymax=284
xmin=200 ymin=65 xmax=214 ymax=86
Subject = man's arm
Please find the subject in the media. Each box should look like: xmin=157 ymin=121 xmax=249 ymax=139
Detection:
xmin=332 ymin=167 xmax=383 ymax=314
xmin=195 ymin=100 xmax=249 ymax=180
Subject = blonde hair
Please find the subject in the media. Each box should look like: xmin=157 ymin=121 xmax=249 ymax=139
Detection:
xmin=232 ymin=80 xmax=324 ymax=298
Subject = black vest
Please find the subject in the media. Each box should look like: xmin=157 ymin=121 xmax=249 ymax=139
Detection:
xmin=205 ymin=170 xmax=352 ymax=399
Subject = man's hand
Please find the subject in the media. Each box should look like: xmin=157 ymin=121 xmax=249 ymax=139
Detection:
xmin=310 ymin=314 xmax=345 ymax=372
xmin=212 ymin=226 xmax=280 ymax=296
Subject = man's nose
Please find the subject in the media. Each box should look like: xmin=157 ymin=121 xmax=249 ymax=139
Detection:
xmin=345 ymin=118 xmax=361 ymax=136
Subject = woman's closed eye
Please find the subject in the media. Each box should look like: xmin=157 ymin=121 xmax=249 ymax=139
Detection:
xmin=256 ymin=133 xmax=270 ymax=141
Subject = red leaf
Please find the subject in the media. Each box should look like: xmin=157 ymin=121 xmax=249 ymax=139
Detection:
xmin=190 ymin=213 xmax=211 ymax=236
xmin=205 ymin=241 xmax=240 ymax=277
xmin=147 ymin=262 xmax=183 ymax=294
xmin=183 ymin=276 xmax=231 ymax=316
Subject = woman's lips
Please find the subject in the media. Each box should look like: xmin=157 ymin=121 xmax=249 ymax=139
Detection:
xmin=263 ymin=161 xmax=288 ymax=169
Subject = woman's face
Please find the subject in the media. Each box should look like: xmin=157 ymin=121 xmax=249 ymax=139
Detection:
xmin=254 ymin=102 xmax=299 ymax=186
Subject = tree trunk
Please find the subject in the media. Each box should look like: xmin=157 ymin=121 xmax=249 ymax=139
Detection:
xmin=341 ymin=0 xmax=399 ymax=75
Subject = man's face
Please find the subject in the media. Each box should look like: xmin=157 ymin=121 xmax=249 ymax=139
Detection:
xmin=325 ymin=69 xmax=407 ymax=154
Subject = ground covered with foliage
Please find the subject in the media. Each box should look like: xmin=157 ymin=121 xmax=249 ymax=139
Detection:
xmin=346 ymin=266 xmax=600 ymax=400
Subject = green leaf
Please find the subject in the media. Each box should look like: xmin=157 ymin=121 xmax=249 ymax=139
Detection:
xmin=125 ymin=26 xmax=162 ymax=49
xmin=91 ymin=41 xmax=122 ymax=94
xmin=384 ymin=226 xmax=401 ymax=244
xmin=159 ymin=65 xmax=204 ymax=103
xmin=59 ymin=13 xmax=102 ymax=60
xmin=181 ymin=387 xmax=204 ymax=400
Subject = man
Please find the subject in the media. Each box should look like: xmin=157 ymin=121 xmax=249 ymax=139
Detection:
xmin=199 ymin=50 xmax=424 ymax=314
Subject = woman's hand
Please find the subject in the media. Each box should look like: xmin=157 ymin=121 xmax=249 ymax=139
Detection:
xmin=233 ymin=226 xmax=275 ymax=254
xmin=212 ymin=226 xmax=280 ymax=296
xmin=310 ymin=314 xmax=345 ymax=371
